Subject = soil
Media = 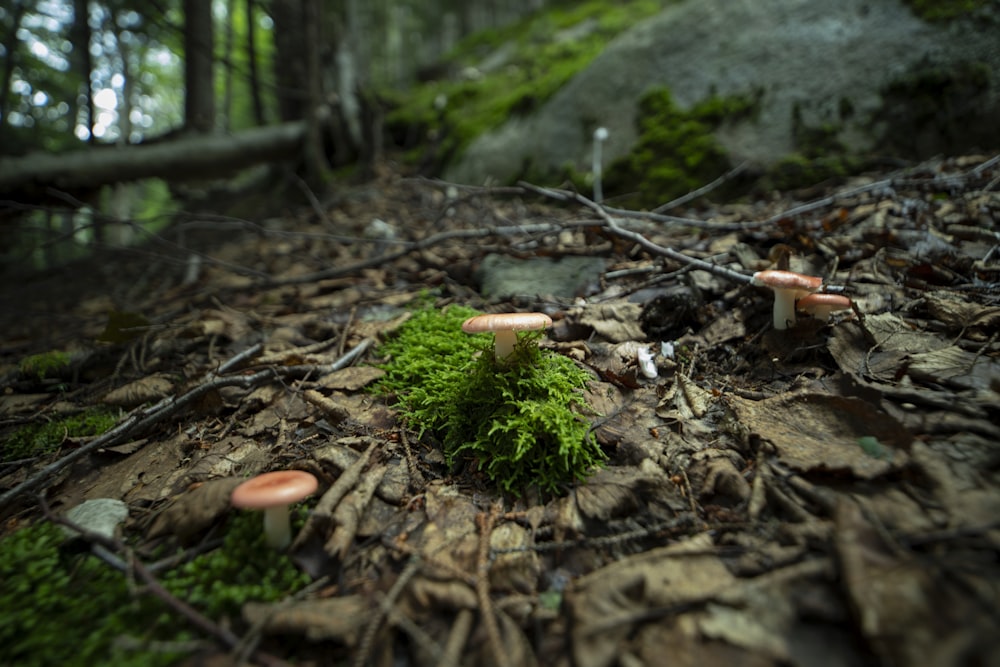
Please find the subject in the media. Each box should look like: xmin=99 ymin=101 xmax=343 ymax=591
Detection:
xmin=2 ymin=154 xmax=999 ymax=667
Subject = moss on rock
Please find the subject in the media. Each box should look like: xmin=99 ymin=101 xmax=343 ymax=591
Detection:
xmin=601 ymin=87 xmax=760 ymax=207
xmin=385 ymin=0 xmax=670 ymax=174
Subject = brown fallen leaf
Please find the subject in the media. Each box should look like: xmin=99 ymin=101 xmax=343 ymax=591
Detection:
xmin=725 ymin=392 xmax=910 ymax=479
xmin=102 ymin=373 xmax=175 ymax=408
xmin=147 ymin=477 xmax=243 ymax=543
xmin=243 ymin=595 xmax=369 ymax=644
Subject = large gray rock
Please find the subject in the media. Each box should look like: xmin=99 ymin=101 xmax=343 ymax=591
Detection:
xmin=446 ymin=0 xmax=1000 ymax=185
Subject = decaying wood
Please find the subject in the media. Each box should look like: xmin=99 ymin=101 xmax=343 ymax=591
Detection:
xmin=0 ymin=121 xmax=307 ymax=193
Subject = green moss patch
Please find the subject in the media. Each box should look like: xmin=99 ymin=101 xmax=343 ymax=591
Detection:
xmin=385 ymin=0 xmax=672 ymax=172
xmin=603 ymin=87 xmax=760 ymax=207
xmin=19 ymin=351 xmax=71 ymax=379
xmin=0 ymin=512 xmax=310 ymax=667
xmin=2 ymin=408 xmax=118 ymax=462
xmin=376 ymin=305 xmax=603 ymax=494
xmin=903 ymin=0 xmax=987 ymax=22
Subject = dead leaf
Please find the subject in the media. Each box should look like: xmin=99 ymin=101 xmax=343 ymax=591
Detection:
xmin=102 ymin=373 xmax=175 ymax=407
xmin=905 ymin=345 xmax=1000 ymax=391
xmin=574 ymin=302 xmax=646 ymax=343
xmin=318 ymin=365 xmax=385 ymax=391
xmin=243 ymin=595 xmax=368 ymax=644
xmin=923 ymin=290 xmax=1000 ymax=338
xmin=147 ymin=477 xmax=243 ymax=543
xmin=568 ymin=533 xmax=737 ymax=667
xmin=834 ymin=498 xmax=1000 ymax=666
xmin=726 ymin=392 xmax=910 ymax=478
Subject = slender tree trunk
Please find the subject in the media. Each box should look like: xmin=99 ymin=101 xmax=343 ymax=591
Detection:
xmin=301 ymin=0 xmax=328 ymax=186
xmin=221 ymin=0 xmax=236 ymax=130
xmin=71 ymin=0 xmax=95 ymax=144
xmin=0 ymin=1 xmax=27 ymax=149
xmin=270 ymin=0 xmax=307 ymax=123
xmin=245 ymin=0 xmax=266 ymax=125
xmin=183 ymin=0 xmax=216 ymax=133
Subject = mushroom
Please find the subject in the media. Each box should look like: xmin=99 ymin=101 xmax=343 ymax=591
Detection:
xmin=461 ymin=312 xmax=553 ymax=360
xmin=751 ymin=269 xmax=823 ymax=330
xmin=592 ymin=126 xmax=609 ymax=202
xmin=797 ymin=293 xmax=853 ymax=322
xmin=230 ymin=470 xmax=318 ymax=549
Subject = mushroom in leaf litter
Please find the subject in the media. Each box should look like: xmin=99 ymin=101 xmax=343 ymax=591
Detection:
xmin=751 ymin=269 xmax=823 ymax=330
xmin=797 ymin=293 xmax=853 ymax=322
xmin=461 ymin=312 xmax=553 ymax=360
xmin=231 ymin=470 xmax=318 ymax=550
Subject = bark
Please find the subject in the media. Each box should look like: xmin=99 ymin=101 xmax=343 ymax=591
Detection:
xmin=183 ymin=0 xmax=216 ymax=133
xmin=270 ymin=0 xmax=307 ymax=123
xmin=301 ymin=0 xmax=328 ymax=186
xmin=246 ymin=0 xmax=266 ymax=125
xmin=0 ymin=122 xmax=307 ymax=195
xmin=0 ymin=1 xmax=27 ymax=148
xmin=71 ymin=0 xmax=95 ymax=144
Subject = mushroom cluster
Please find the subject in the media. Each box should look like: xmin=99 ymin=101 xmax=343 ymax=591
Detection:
xmin=751 ymin=270 xmax=852 ymax=330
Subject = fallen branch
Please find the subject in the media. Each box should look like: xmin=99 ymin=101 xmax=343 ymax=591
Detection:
xmin=0 ymin=339 xmax=374 ymax=508
xmin=39 ymin=496 xmax=290 ymax=667
xmin=517 ymin=181 xmax=753 ymax=286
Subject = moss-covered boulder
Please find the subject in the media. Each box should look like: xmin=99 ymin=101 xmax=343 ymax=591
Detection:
xmin=437 ymin=0 xmax=999 ymax=198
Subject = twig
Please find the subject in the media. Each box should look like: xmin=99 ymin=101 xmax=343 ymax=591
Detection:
xmin=437 ymin=608 xmax=474 ymax=667
xmin=291 ymin=436 xmax=379 ymax=551
xmin=475 ymin=503 xmax=509 ymax=667
xmin=352 ymin=557 xmax=422 ymax=667
xmin=652 ymin=161 xmax=748 ymax=213
xmin=261 ymin=222 xmax=571 ymax=287
xmin=38 ymin=496 xmax=289 ymax=667
xmin=0 ymin=340 xmax=374 ymax=508
xmin=517 ymin=181 xmax=753 ymax=285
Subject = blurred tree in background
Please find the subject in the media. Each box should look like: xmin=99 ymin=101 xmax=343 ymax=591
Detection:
xmin=0 ymin=0 xmax=551 ymax=270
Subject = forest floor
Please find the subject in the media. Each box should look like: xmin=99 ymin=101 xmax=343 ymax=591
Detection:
xmin=1 ymin=154 xmax=999 ymax=667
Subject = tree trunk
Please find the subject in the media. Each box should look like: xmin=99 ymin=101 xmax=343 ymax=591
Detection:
xmin=301 ymin=0 xmax=329 ymax=186
xmin=0 ymin=122 xmax=307 ymax=195
xmin=270 ymin=0 xmax=308 ymax=123
xmin=221 ymin=0 xmax=237 ymax=131
xmin=0 ymin=1 xmax=27 ymax=150
xmin=183 ymin=0 xmax=216 ymax=133
xmin=246 ymin=0 xmax=266 ymax=125
xmin=71 ymin=0 xmax=95 ymax=144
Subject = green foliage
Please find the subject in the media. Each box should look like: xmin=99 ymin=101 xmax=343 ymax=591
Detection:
xmin=603 ymin=87 xmax=760 ymax=207
xmin=0 ymin=521 xmax=181 ymax=667
xmin=903 ymin=0 xmax=987 ymax=21
xmin=0 ymin=511 xmax=310 ymax=667
xmin=162 ymin=511 xmax=311 ymax=618
xmin=377 ymin=306 xmax=603 ymax=494
xmin=2 ymin=408 xmax=117 ymax=462
xmin=386 ymin=0 xmax=672 ymax=171
xmin=19 ymin=350 xmax=71 ymax=379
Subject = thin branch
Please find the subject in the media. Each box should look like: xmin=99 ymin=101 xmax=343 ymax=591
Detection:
xmin=652 ymin=161 xmax=748 ymax=213
xmin=39 ymin=496 xmax=289 ymax=667
xmin=475 ymin=503 xmax=509 ymax=667
xmin=517 ymin=182 xmax=753 ymax=285
xmin=0 ymin=340 xmax=373 ymax=508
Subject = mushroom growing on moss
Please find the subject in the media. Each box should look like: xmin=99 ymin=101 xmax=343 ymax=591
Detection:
xmin=231 ymin=470 xmax=318 ymax=550
xmin=751 ymin=270 xmax=823 ymax=330
xmin=461 ymin=312 xmax=553 ymax=360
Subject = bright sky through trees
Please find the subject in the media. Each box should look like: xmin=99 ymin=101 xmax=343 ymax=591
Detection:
xmin=3 ymin=1 xmax=181 ymax=148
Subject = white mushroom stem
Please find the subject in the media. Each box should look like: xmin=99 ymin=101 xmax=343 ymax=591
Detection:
xmin=771 ymin=288 xmax=798 ymax=330
xmin=593 ymin=127 xmax=608 ymax=203
xmin=493 ymin=329 xmax=518 ymax=360
xmin=262 ymin=505 xmax=292 ymax=550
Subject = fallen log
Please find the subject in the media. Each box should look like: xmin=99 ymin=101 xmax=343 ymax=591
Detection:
xmin=0 ymin=121 xmax=307 ymax=195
